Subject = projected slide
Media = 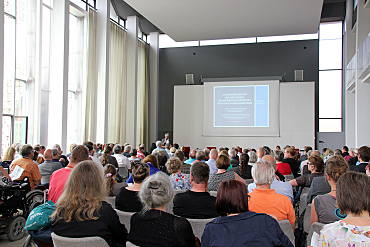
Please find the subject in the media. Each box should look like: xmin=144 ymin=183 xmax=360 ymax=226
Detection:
xmin=214 ymin=85 xmax=269 ymax=127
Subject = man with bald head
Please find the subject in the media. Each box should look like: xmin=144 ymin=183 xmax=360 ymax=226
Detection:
xmin=38 ymin=149 xmax=63 ymax=183
xmin=248 ymin=155 xmax=293 ymax=202
xmin=206 ymin=149 xmax=218 ymax=174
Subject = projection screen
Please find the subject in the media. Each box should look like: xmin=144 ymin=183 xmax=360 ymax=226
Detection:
xmin=203 ymin=80 xmax=280 ymax=136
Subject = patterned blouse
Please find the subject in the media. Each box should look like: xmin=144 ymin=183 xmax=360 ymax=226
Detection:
xmin=169 ymin=173 xmax=191 ymax=190
xmin=0 ymin=170 xmax=12 ymax=187
xmin=208 ymin=171 xmax=236 ymax=191
xmin=317 ymin=220 xmax=370 ymax=246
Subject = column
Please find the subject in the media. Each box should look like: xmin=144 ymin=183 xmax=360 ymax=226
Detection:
xmin=0 ymin=1 xmax=4 ymax=154
xmin=149 ymin=32 xmax=159 ymax=144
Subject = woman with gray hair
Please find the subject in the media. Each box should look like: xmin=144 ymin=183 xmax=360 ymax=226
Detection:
xmin=127 ymin=172 xmax=198 ymax=246
xmin=248 ymin=151 xmax=257 ymax=166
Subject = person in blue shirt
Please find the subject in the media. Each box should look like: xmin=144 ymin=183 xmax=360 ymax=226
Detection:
xmin=126 ymin=155 xmax=161 ymax=184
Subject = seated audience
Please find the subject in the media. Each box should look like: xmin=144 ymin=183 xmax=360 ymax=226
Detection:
xmin=248 ymin=160 xmax=295 ymax=230
xmin=344 ymin=147 xmax=355 ymax=163
xmin=208 ymin=155 xmax=246 ymax=191
xmin=1 ymin=146 xmax=15 ymax=169
xmin=38 ymin=149 xmax=63 ymax=182
xmin=175 ymin=150 xmax=191 ymax=174
xmin=300 ymin=146 xmax=312 ymax=163
xmin=311 ymin=156 xmax=348 ymax=225
xmin=128 ymin=149 xmax=141 ymax=163
xmin=248 ymin=155 xmax=294 ymax=202
xmin=10 ymin=144 xmax=42 ymax=190
xmin=0 ymin=166 xmax=12 ymax=187
xmin=166 ymin=157 xmax=191 ymax=190
xmin=98 ymin=145 xmax=118 ymax=168
xmin=206 ymin=149 xmax=218 ymax=175
xmin=229 ymin=149 xmax=239 ymax=167
xmin=274 ymin=150 xmax=292 ymax=175
xmin=173 ymin=161 xmax=217 ymax=219
xmin=201 ymin=179 xmax=293 ymax=247
xmin=289 ymin=155 xmax=324 ymax=188
xmin=112 ymin=144 xmax=130 ymax=169
xmin=301 ymin=150 xmax=321 ymax=175
xmin=349 ymin=146 xmax=370 ymax=173
xmin=193 ymin=150 xmax=206 ymax=163
xmin=51 ymin=160 xmax=127 ymax=247
xmin=341 ymin=145 xmax=349 ymax=157
xmin=126 ymin=154 xmax=161 ymax=183
xmin=247 ymin=151 xmax=257 ymax=166
xmin=152 ymin=141 xmax=169 ymax=158
xmin=48 ymin=145 xmax=89 ymax=203
xmin=153 ymin=149 xmax=169 ymax=174
xmin=169 ymin=147 xmax=176 ymax=157
xmin=105 ymin=164 xmax=127 ymax=196
xmin=184 ymin=149 xmax=196 ymax=164
xmin=283 ymin=147 xmax=299 ymax=177
xmin=322 ymin=148 xmax=334 ymax=164
xmin=127 ymin=172 xmax=197 ymax=247
xmin=315 ymin=172 xmax=370 ymax=246
xmin=116 ymin=162 xmax=149 ymax=212
xmin=229 ymin=153 xmax=252 ymax=179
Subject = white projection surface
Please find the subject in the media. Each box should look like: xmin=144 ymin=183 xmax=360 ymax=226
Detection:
xmin=203 ymin=80 xmax=280 ymax=136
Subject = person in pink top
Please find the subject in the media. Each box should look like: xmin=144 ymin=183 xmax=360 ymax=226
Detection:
xmin=274 ymin=150 xmax=292 ymax=175
xmin=48 ymin=145 xmax=89 ymax=203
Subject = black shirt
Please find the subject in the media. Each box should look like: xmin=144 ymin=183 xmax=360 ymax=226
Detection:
xmin=128 ymin=209 xmax=196 ymax=247
xmin=349 ymin=162 xmax=368 ymax=173
xmin=115 ymin=187 xmax=142 ymax=212
xmin=229 ymin=165 xmax=253 ymax=179
xmin=51 ymin=201 xmax=127 ymax=247
xmin=283 ymin=158 xmax=299 ymax=177
xmin=173 ymin=190 xmax=217 ymax=219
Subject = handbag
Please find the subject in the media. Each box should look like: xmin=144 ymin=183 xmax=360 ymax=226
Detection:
xmin=25 ymin=200 xmax=56 ymax=231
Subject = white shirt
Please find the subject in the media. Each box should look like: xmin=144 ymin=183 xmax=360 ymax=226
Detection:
xmin=248 ymin=178 xmax=294 ymax=202
xmin=90 ymin=155 xmax=102 ymax=167
xmin=113 ymin=153 xmax=131 ymax=168
xmin=206 ymin=159 xmax=218 ymax=175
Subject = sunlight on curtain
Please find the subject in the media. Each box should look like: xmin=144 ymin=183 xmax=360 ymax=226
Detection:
xmin=84 ymin=8 xmax=97 ymax=142
xmin=107 ymin=21 xmax=127 ymax=143
xmin=137 ymin=40 xmax=149 ymax=147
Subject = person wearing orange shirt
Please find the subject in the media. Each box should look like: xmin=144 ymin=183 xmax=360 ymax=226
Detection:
xmin=248 ymin=160 xmax=295 ymax=230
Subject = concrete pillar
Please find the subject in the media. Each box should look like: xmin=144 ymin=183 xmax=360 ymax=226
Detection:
xmin=149 ymin=32 xmax=159 ymax=144
xmin=0 ymin=1 xmax=4 ymax=154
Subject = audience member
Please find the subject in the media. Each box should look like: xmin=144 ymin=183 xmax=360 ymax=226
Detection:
xmin=137 ymin=145 xmax=146 ymax=159
xmin=175 ymin=150 xmax=190 ymax=174
xmin=206 ymin=149 xmax=218 ymax=175
xmin=344 ymin=147 xmax=355 ymax=163
xmin=116 ymin=162 xmax=149 ymax=212
xmin=169 ymin=147 xmax=176 ymax=157
xmin=48 ymin=145 xmax=89 ymax=203
xmin=38 ymin=149 xmax=63 ymax=182
xmin=256 ymin=147 xmax=265 ymax=162
xmin=193 ymin=150 xmax=206 ymax=164
xmin=152 ymin=141 xmax=169 ymax=158
xmin=53 ymin=144 xmax=68 ymax=167
xmin=301 ymin=150 xmax=320 ymax=175
xmin=283 ymin=147 xmax=299 ymax=177
xmin=127 ymin=172 xmax=197 ymax=247
xmin=274 ymin=150 xmax=292 ymax=175
xmin=229 ymin=149 xmax=239 ymax=167
xmin=315 ymin=172 xmax=370 ymax=246
xmin=208 ymin=155 xmax=246 ymax=191
xmin=248 ymin=151 xmax=257 ymax=166
xmin=201 ymin=179 xmax=293 ymax=247
xmin=1 ymin=146 xmax=16 ymax=169
xmin=51 ymin=160 xmax=127 ymax=247
xmin=166 ymin=157 xmax=191 ymax=190
xmin=85 ymin=144 xmax=101 ymax=166
xmin=348 ymin=148 xmax=359 ymax=166
xmin=10 ymin=144 xmax=42 ymax=190
xmin=248 ymin=160 xmax=295 ymax=230
xmin=229 ymin=153 xmax=252 ymax=179
xmin=323 ymin=148 xmax=334 ymax=164
xmin=126 ymin=154 xmax=161 ymax=183
xmin=289 ymin=155 xmax=324 ymax=188
xmin=153 ymin=149 xmax=169 ymax=174
xmin=311 ymin=156 xmax=348 ymax=225
xmin=184 ymin=149 xmax=196 ymax=164
xmin=173 ymin=161 xmax=217 ymax=219
xmin=98 ymin=145 xmax=118 ymax=168
xmin=129 ymin=149 xmax=141 ymax=163
xmin=349 ymin=146 xmax=370 ymax=173
xmin=123 ymin=145 xmax=131 ymax=158
xmin=341 ymin=145 xmax=349 ymax=157
xmin=112 ymin=144 xmax=130 ymax=170
xmin=105 ymin=164 xmax=127 ymax=196
xmin=300 ymin=146 xmax=312 ymax=163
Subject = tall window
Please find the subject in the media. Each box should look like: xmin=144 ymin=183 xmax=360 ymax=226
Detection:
xmin=319 ymin=22 xmax=343 ymax=132
xmin=3 ymin=0 xmax=28 ymax=152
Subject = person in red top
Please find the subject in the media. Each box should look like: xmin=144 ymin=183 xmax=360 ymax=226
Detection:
xmin=274 ymin=150 xmax=292 ymax=175
xmin=48 ymin=145 xmax=89 ymax=203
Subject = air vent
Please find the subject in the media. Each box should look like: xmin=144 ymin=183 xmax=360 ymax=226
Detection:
xmin=185 ymin=74 xmax=194 ymax=84
xmin=295 ymin=70 xmax=303 ymax=81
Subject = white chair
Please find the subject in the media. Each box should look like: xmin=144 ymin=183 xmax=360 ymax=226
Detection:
xmin=284 ymin=174 xmax=294 ymax=181
xmin=51 ymin=232 xmax=109 ymax=247
xmin=299 ymin=193 xmax=308 ymax=216
xmin=126 ymin=241 xmax=140 ymax=247
xmin=303 ymin=203 xmax=312 ymax=233
xmin=244 ymin=179 xmax=254 ymax=185
xmin=41 ymin=175 xmax=51 ymax=184
xmin=209 ymin=191 xmax=217 ymax=197
xmin=115 ymin=209 xmax=134 ymax=230
xmin=278 ymin=219 xmax=295 ymax=246
xmin=166 ymin=190 xmax=186 ymax=214
xmin=106 ymin=196 xmax=116 ymax=209
xmin=117 ymin=167 xmax=129 ymax=179
xmin=187 ymin=218 xmax=215 ymax=239
xmin=307 ymin=222 xmax=325 ymax=246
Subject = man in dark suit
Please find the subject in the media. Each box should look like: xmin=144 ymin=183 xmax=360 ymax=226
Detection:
xmin=349 ymin=146 xmax=370 ymax=173
xmin=161 ymin=133 xmax=173 ymax=146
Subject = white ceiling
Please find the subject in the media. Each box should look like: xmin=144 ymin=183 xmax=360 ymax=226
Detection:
xmin=124 ymin=0 xmax=324 ymax=42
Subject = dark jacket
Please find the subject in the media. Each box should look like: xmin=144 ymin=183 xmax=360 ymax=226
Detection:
xmin=201 ymin=211 xmax=293 ymax=247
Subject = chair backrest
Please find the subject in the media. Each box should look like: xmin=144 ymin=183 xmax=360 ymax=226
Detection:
xmin=284 ymin=174 xmax=294 ymax=181
xmin=187 ymin=218 xmax=215 ymax=239
xmin=106 ymin=196 xmax=116 ymax=209
xmin=244 ymin=179 xmax=254 ymax=185
xmin=126 ymin=241 xmax=140 ymax=247
xmin=304 ymin=204 xmax=312 ymax=233
xmin=209 ymin=191 xmax=217 ymax=197
xmin=307 ymin=222 xmax=325 ymax=246
xmin=41 ymin=175 xmax=51 ymax=184
xmin=115 ymin=209 xmax=134 ymax=230
xmin=51 ymin=232 xmax=109 ymax=247
xmin=299 ymin=193 xmax=308 ymax=216
xmin=166 ymin=190 xmax=186 ymax=214
xmin=117 ymin=167 xmax=129 ymax=179
xmin=278 ymin=220 xmax=295 ymax=246
xmin=301 ymin=187 xmax=310 ymax=194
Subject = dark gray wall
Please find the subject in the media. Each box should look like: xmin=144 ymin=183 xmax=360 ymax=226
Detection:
xmin=158 ymin=40 xmax=319 ymax=144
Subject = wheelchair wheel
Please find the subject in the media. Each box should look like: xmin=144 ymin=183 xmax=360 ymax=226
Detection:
xmin=7 ymin=216 xmax=26 ymax=241
xmin=26 ymin=189 xmax=44 ymax=213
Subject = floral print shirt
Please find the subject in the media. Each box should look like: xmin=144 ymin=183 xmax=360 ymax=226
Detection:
xmin=318 ymin=220 xmax=370 ymax=246
xmin=0 ymin=170 xmax=12 ymax=187
xmin=168 ymin=173 xmax=191 ymax=190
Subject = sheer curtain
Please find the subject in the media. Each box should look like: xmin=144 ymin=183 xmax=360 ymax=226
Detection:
xmin=137 ymin=40 xmax=149 ymax=147
xmin=107 ymin=21 xmax=127 ymax=143
xmin=84 ymin=8 xmax=97 ymax=142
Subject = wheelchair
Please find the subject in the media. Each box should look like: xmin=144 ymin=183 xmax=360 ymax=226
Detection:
xmin=0 ymin=177 xmax=46 ymax=241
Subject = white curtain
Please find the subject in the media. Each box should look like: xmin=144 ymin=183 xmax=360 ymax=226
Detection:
xmin=84 ymin=8 xmax=97 ymax=142
xmin=107 ymin=21 xmax=127 ymax=143
xmin=137 ymin=40 xmax=149 ymax=147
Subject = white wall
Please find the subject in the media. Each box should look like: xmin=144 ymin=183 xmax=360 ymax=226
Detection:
xmin=173 ymin=82 xmax=315 ymax=150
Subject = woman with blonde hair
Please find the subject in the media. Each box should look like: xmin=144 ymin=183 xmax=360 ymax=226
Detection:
xmin=51 ymin=161 xmax=127 ymax=247
xmin=1 ymin=146 xmax=16 ymax=169
xmin=98 ymin=145 xmax=118 ymax=168
xmin=166 ymin=157 xmax=191 ymax=190
xmin=104 ymin=164 xmax=127 ymax=196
